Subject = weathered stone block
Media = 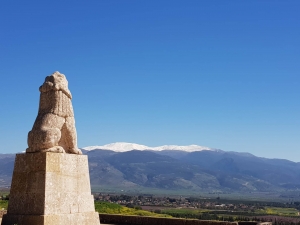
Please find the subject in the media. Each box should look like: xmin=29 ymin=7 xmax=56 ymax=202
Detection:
xmin=60 ymin=153 xmax=78 ymax=176
xmin=27 ymin=171 xmax=47 ymax=193
xmin=2 ymin=212 xmax=100 ymax=225
xmin=78 ymin=194 xmax=96 ymax=213
xmin=2 ymin=152 xmax=100 ymax=225
xmin=8 ymin=192 xmax=45 ymax=215
xmin=45 ymin=153 xmax=61 ymax=172
xmin=78 ymin=173 xmax=91 ymax=193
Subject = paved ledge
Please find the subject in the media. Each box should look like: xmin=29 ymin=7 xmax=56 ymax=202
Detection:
xmin=0 ymin=213 xmax=272 ymax=225
xmin=100 ymin=214 xmax=239 ymax=225
xmin=99 ymin=214 xmax=272 ymax=225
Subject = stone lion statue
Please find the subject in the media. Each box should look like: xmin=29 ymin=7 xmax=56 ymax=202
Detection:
xmin=26 ymin=71 xmax=82 ymax=154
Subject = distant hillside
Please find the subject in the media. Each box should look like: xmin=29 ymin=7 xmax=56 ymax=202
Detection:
xmin=1 ymin=147 xmax=300 ymax=194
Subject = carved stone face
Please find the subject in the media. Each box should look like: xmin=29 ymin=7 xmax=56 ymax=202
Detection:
xmin=40 ymin=71 xmax=71 ymax=99
xmin=45 ymin=72 xmax=67 ymax=86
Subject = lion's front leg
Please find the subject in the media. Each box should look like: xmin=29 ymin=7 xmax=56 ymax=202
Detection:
xmin=27 ymin=113 xmax=66 ymax=153
xmin=60 ymin=116 xmax=82 ymax=154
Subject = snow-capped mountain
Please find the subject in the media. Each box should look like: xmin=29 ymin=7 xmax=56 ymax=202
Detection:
xmin=82 ymin=142 xmax=214 ymax=152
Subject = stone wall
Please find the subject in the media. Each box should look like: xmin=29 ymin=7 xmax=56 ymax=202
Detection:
xmin=238 ymin=222 xmax=260 ymax=225
xmin=99 ymin=214 xmax=239 ymax=225
xmin=1 ymin=212 xmax=270 ymax=225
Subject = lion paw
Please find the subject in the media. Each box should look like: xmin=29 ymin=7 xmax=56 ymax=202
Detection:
xmin=41 ymin=146 xmax=66 ymax=153
xmin=69 ymin=148 xmax=82 ymax=155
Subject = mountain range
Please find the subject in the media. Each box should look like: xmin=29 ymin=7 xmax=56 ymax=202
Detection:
xmin=82 ymin=142 xmax=214 ymax=152
xmin=1 ymin=142 xmax=300 ymax=195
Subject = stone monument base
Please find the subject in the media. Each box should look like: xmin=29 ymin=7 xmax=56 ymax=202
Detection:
xmin=1 ymin=152 xmax=100 ymax=225
xmin=1 ymin=212 xmax=99 ymax=225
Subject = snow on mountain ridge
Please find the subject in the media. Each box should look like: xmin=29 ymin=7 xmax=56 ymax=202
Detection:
xmin=82 ymin=142 xmax=213 ymax=152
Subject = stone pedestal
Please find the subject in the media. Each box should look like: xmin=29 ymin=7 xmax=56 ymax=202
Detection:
xmin=1 ymin=152 xmax=100 ymax=225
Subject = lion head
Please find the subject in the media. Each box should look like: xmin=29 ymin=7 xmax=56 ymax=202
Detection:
xmin=39 ymin=71 xmax=72 ymax=98
xmin=38 ymin=71 xmax=74 ymax=117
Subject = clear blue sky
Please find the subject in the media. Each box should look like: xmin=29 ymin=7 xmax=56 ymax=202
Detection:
xmin=0 ymin=1 xmax=299 ymax=161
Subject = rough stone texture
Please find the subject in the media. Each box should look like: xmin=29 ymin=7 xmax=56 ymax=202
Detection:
xmin=1 ymin=153 xmax=100 ymax=225
xmin=26 ymin=71 xmax=82 ymax=154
